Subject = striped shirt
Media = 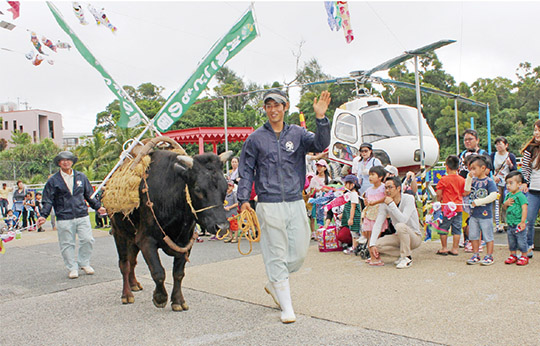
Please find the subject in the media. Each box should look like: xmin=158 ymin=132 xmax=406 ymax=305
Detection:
xmin=342 ymin=200 xmax=362 ymax=232
xmin=521 ymin=145 xmax=540 ymax=191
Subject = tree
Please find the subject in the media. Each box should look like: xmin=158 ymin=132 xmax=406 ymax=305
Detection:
xmin=0 ymin=138 xmax=59 ymax=182
xmin=94 ymin=83 xmax=166 ymax=135
xmin=74 ymin=132 xmax=113 ymax=179
xmin=9 ymin=130 xmax=31 ymax=146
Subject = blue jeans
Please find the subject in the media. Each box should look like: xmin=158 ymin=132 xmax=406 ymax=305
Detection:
xmin=439 ymin=212 xmax=463 ymax=235
xmin=507 ymin=225 xmax=528 ymax=253
xmin=57 ymin=216 xmax=94 ymax=271
xmin=0 ymin=199 xmax=8 ymax=217
xmin=525 ymin=191 xmax=540 ymax=248
xmin=468 ymin=217 xmax=494 ymax=242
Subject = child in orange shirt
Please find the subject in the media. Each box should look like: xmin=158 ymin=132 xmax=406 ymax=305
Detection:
xmin=436 ymin=155 xmax=466 ymax=256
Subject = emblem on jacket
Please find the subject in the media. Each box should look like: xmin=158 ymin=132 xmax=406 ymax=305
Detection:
xmin=76 ymin=180 xmax=83 ymax=187
xmin=285 ymin=141 xmax=294 ymax=152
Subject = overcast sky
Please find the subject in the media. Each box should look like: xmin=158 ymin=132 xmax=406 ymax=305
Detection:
xmin=1 ymin=1 xmax=540 ymax=134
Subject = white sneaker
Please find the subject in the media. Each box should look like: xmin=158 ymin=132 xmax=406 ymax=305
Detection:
xmin=394 ymin=257 xmax=403 ymax=265
xmin=81 ymin=266 xmax=95 ymax=275
xmin=68 ymin=270 xmax=79 ymax=279
xmin=396 ymin=257 xmax=412 ymax=269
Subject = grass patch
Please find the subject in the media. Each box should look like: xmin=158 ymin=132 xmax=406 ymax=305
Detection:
xmin=88 ymin=211 xmax=111 ymax=230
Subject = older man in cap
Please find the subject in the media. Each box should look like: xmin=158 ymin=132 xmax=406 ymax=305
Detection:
xmin=238 ymin=88 xmax=331 ymax=323
xmin=38 ymin=151 xmax=105 ymax=279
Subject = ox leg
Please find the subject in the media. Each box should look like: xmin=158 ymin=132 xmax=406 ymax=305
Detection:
xmin=171 ymin=254 xmax=189 ymax=311
xmin=128 ymin=243 xmax=143 ymax=292
xmin=113 ymin=233 xmax=135 ymax=305
xmin=139 ymin=238 xmax=168 ymax=308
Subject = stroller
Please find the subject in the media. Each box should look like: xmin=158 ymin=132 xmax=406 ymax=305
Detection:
xmin=353 ymin=240 xmax=370 ymax=259
xmin=9 ymin=201 xmax=25 ymax=230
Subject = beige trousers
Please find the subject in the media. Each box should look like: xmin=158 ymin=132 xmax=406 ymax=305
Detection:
xmin=375 ymin=223 xmax=422 ymax=258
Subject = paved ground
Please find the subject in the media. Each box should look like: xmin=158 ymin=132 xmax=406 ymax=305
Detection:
xmin=0 ymin=225 xmax=538 ymax=346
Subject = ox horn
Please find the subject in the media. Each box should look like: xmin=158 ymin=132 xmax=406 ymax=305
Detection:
xmin=176 ymin=155 xmax=194 ymax=169
xmin=219 ymin=150 xmax=234 ymax=163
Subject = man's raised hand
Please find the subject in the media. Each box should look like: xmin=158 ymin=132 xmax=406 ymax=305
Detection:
xmin=313 ymin=90 xmax=331 ymax=119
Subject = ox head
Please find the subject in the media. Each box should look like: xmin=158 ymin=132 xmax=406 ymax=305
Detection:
xmin=174 ymin=151 xmax=234 ymax=234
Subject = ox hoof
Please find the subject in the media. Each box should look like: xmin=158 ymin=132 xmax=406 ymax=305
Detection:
xmin=152 ymin=298 xmax=167 ymax=309
xmin=131 ymin=283 xmax=143 ymax=291
xmin=171 ymin=303 xmax=189 ymax=311
xmin=121 ymin=296 xmax=135 ymax=304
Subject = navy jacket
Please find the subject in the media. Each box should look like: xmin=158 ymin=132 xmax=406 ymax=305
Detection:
xmin=238 ymin=117 xmax=331 ymax=204
xmin=41 ymin=170 xmax=101 ymax=221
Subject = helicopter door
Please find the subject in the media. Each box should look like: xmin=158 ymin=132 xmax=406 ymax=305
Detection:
xmin=328 ymin=111 xmax=360 ymax=166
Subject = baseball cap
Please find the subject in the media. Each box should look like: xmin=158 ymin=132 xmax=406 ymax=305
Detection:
xmin=343 ymin=174 xmax=359 ymax=185
xmin=384 ymin=165 xmax=399 ymax=176
xmin=359 ymin=142 xmax=372 ymax=150
xmin=315 ymin=159 xmax=328 ymax=168
xmin=263 ymin=89 xmax=289 ymax=105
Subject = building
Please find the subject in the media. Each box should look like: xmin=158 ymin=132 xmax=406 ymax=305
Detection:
xmin=0 ymin=108 xmax=63 ymax=148
xmin=63 ymin=132 xmax=93 ymax=149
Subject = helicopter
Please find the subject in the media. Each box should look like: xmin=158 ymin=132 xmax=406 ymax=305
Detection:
xmin=329 ymin=86 xmax=439 ymax=175
xmin=326 ymin=40 xmax=479 ymax=176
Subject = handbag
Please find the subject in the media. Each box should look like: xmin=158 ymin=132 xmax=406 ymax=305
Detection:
xmin=317 ymin=225 xmax=343 ymax=252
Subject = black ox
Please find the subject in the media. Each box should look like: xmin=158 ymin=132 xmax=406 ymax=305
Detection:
xmin=110 ymin=150 xmax=232 ymax=310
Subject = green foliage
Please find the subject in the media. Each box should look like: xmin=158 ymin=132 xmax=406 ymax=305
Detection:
xmin=383 ymin=55 xmax=540 ymax=157
xmin=9 ymin=130 xmax=32 ymax=146
xmin=0 ymin=138 xmax=60 ymax=182
xmin=76 ymin=57 xmax=540 ymax=177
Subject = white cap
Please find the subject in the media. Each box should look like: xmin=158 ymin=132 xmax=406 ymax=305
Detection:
xmin=384 ymin=165 xmax=398 ymax=176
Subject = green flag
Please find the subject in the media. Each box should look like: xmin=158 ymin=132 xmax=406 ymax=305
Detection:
xmin=153 ymin=9 xmax=257 ymax=132
xmin=47 ymin=2 xmax=144 ymax=128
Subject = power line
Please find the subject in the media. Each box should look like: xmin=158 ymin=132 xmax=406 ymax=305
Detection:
xmin=365 ymin=2 xmax=406 ymax=52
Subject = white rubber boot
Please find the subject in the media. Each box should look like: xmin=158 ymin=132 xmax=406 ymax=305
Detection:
xmin=264 ymin=281 xmax=280 ymax=308
xmin=272 ymin=279 xmax=296 ymax=323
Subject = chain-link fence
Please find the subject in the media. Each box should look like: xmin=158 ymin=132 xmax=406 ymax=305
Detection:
xmin=0 ymin=160 xmax=55 ymax=183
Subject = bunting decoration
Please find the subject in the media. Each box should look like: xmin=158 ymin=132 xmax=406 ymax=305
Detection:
xmin=30 ymin=31 xmax=46 ymax=54
xmin=336 ymin=2 xmax=354 ymax=44
xmin=153 ymin=8 xmax=258 ymax=131
xmin=7 ymin=1 xmax=20 ymax=20
xmin=87 ymin=4 xmax=117 ymax=33
xmin=72 ymin=2 xmax=88 ymax=25
xmin=32 ymin=54 xmax=44 ymax=66
xmin=42 ymin=36 xmax=57 ymax=52
xmin=56 ymin=40 xmax=72 ymax=50
xmin=48 ymin=1 xmax=144 ymax=127
xmin=324 ymin=1 xmax=354 ymax=44
xmin=0 ymin=20 xmax=16 ymax=30
xmin=25 ymin=50 xmax=34 ymax=60
xmin=324 ymin=1 xmax=339 ymax=31
xmin=0 ymin=230 xmax=22 ymax=254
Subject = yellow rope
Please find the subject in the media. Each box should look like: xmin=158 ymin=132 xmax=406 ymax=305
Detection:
xmin=225 ymin=209 xmax=260 ymax=255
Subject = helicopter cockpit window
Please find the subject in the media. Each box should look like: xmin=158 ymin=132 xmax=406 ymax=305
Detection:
xmin=332 ymin=142 xmax=358 ymax=162
xmin=361 ymin=107 xmax=429 ymax=142
xmin=334 ymin=112 xmax=358 ymax=143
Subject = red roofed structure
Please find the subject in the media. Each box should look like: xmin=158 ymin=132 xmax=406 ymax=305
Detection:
xmin=164 ymin=127 xmax=254 ymax=154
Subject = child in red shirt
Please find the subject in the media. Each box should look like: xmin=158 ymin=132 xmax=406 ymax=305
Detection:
xmin=436 ymin=155 xmax=466 ymax=256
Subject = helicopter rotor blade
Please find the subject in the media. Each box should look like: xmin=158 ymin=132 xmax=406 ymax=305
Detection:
xmin=405 ymin=39 xmax=456 ymax=55
xmin=374 ymin=77 xmax=486 ymax=107
xmin=350 ymin=39 xmax=457 ymax=81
